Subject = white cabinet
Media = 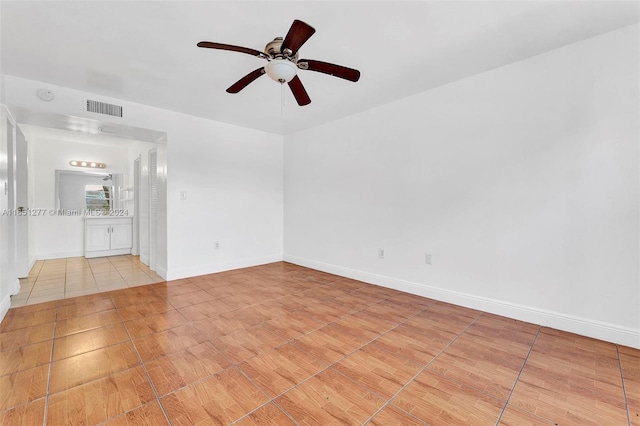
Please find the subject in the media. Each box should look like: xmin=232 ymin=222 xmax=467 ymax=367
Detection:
xmin=110 ymin=222 xmax=133 ymax=250
xmin=85 ymin=217 xmax=133 ymax=258
xmin=85 ymin=225 xmax=111 ymax=252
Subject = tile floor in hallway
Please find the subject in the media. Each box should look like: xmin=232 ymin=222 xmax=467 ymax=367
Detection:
xmin=0 ymin=262 xmax=638 ymax=425
xmin=10 ymin=255 xmax=164 ymax=306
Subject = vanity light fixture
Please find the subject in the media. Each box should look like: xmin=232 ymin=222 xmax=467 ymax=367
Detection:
xmin=69 ymin=160 xmax=106 ymax=169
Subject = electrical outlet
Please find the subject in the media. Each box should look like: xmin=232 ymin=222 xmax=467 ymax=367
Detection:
xmin=426 ymin=253 xmax=432 ymax=264
xmin=378 ymin=249 xmax=384 ymax=259
xmin=214 ymin=241 xmax=220 ymax=250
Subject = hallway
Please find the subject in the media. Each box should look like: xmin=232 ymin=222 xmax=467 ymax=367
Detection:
xmin=10 ymin=256 xmax=164 ymax=306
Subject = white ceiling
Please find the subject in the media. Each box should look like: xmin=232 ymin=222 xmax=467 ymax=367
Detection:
xmin=1 ymin=1 xmax=638 ymax=135
xmin=18 ymin=123 xmax=144 ymax=149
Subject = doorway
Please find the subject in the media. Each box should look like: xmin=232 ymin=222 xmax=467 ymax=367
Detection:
xmin=16 ymin=122 xmax=167 ymax=278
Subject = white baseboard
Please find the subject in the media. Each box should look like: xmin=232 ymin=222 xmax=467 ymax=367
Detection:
xmin=166 ymin=254 xmax=284 ymax=281
xmin=11 ymin=279 xmax=20 ymax=296
xmin=155 ymin=265 xmax=168 ymax=280
xmin=284 ymin=254 xmax=640 ymax=349
xmin=84 ymin=248 xmax=131 ymax=258
xmin=36 ymin=250 xmax=84 ymax=260
xmin=0 ymin=294 xmax=11 ymax=324
xmin=140 ymin=254 xmax=150 ymax=265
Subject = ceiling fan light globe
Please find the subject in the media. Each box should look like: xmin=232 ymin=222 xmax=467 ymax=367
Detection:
xmin=265 ymin=59 xmax=297 ymax=83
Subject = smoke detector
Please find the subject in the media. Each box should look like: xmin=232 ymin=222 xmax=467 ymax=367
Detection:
xmin=36 ymin=88 xmax=54 ymax=101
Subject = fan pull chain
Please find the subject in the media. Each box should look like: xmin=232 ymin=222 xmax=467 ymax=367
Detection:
xmin=281 ymin=81 xmax=285 ymax=116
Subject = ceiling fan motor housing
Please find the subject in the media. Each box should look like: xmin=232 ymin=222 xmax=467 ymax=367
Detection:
xmin=264 ymin=37 xmax=298 ymax=61
xmin=263 ymin=37 xmax=299 ymax=83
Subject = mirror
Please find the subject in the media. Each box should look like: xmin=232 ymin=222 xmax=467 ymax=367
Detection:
xmin=55 ymin=170 xmax=124 ymax=212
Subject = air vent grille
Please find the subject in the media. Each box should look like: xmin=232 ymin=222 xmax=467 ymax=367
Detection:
xmin=86 ymin=99 xmax=123 ymax=117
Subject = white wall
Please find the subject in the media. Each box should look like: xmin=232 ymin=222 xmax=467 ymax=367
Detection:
xmin=128 ymin=140 xmax=157 ymax=263
xmin=0 ymin=106 xmax=18 ymax=322
xmin=164 ymin=113 xmax=283 ymax=278
xmin=284 ymin=24 xmax=639 ymax=348
xmin=25 ymin=133 xmax=130 ymax=259
xmin=4 ymin=75 xmax=284 ymax=280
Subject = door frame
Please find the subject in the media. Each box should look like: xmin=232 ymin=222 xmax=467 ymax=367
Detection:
xmin=15 ymin=126 xmax=29 ymax=277
xmin=132 ymin=156 xmax=141 ymax=256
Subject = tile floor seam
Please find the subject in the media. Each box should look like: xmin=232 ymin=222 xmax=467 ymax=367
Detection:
xmin=324 ymin=301 xmax=457 ymax=376
xmin=361 ymin=311 xmax=483 ymax=425
xmin=240 ymin=313 xmax=324 ymax=347
xmin=269 ymin=402 xmax=302 ymax=426
xmin=207 ymin=333 xmax=273 ymax=403
xmin=377 ymin=405 xmax=429 ymax=426
xmin=141 ymin=266 xmax=162 ymax=281
xmin=47 ymin=343 xmax=140 ymax=389
xmin=493 ymin=326 xmax=542 ymax=425
xmin=92 ymin=257 xmax=123 ymax=288
xmin=269 ymin=398 xmax=302 ymax=426
xmin=329 ymin=366 xmax=412 ymax=413
xmin=50 ymin=333 xmax=130 ymax=362
xmin=253 ymin=293 xmax=409 ymax=354
xmin=127 ymin=322 xmax=280 ymax=403
xmin=220 ymin=299 xmax=407 ymax=424
xmin=234 ymin=301 xmax=443 ymax=422
xmin=117 ymin=305 xmax=174 ymax=426
xmin=227 ymin=364 xmax=301 ymax=426
xmin=45 ymin=350 xmax=148 ymax=399
xmin=151 ymin=362 xmax=235 ymax=400
xmin=313 ymin=319 xmax=440 ymax=404
xmin=108 ymin=258 xmax=130 ymax=287
xmin=150 ymin=363 xmax=274 ymax=425
xmin=0 ymin=398 xmax=47 ymax=418
xmin=62 ymin=257 xmax=67 ymax=299
xmin=406 ymin=327 xmax=540 ymax=413
xmin=20 ymin=262 xmax=45 ymax=304
xmin=616 ymin=345 xmax=633 ymax=426
xmin=41 ymin=305 xmax=59 ymax=426
xmin=92 ymin=403 xmax=158 ymax=426
xmin=22 ymin=280 xmax=37 ymax=303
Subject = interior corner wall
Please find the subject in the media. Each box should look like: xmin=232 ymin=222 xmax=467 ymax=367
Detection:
xmin=283 ymin=24 xmax=640 ymax=348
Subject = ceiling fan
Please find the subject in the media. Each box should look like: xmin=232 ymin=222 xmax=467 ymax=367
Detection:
xmin=197 ymin=19 xmax=360 ymax=106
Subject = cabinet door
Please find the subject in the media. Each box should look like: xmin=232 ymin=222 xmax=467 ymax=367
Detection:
xmin=86 ymin=225 xmax=111 ymax=252
xmin=110 ymin=222 xmax=133 ymax=250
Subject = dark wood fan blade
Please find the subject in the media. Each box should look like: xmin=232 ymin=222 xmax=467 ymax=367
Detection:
xmin=197 ymin=41 xmax=266 ymax=58
xmin=288 ymin=75 xmax=311 ymax=106
xmin=298 ymin=59 xmax=360 ymax=82
xmin=226 ymin=68 xmax=266 ymax=93
xmin=281 ymin=20 xmax=316 ymax=56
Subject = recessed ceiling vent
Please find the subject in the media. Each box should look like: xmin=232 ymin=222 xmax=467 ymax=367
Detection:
xmin=86 ymin=99 xmax=123 ymax=117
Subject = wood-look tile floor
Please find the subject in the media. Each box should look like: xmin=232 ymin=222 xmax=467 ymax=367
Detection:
xmin=1 ymin=262 xmax=638 ymax=425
